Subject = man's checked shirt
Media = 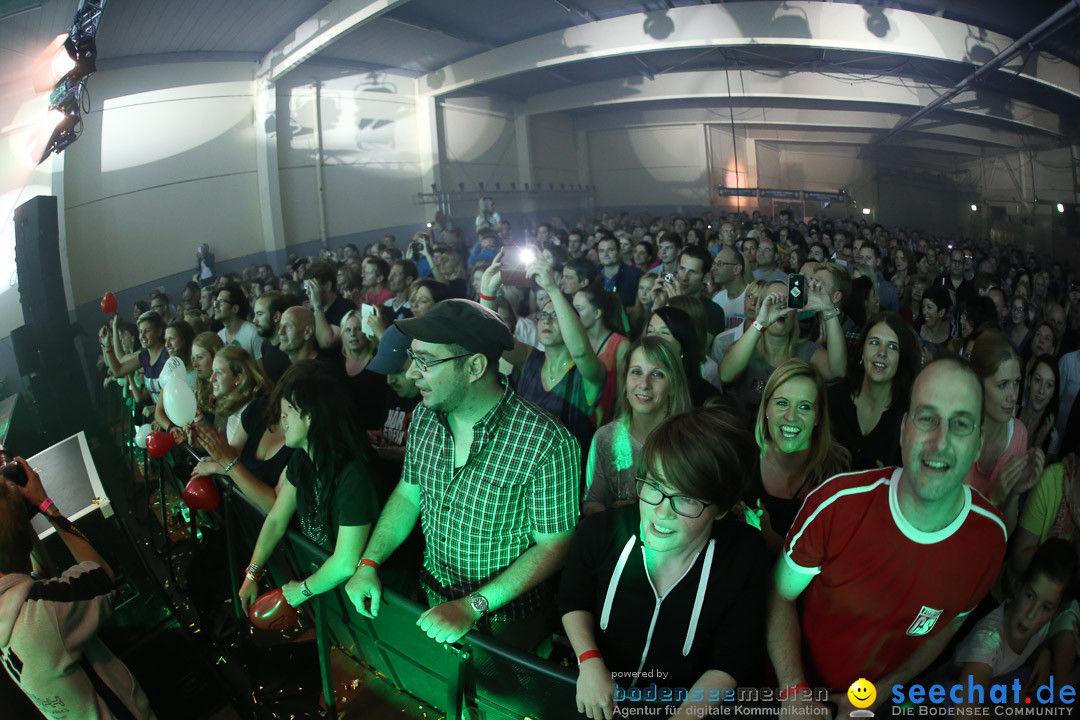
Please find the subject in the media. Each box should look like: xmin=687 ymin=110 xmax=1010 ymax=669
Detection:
xmin=403 ymin=379 xmax=580 ymax=618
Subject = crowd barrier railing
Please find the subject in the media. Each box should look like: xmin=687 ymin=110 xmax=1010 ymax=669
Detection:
xmin=101 ymin=385 xmax=578 ymax=720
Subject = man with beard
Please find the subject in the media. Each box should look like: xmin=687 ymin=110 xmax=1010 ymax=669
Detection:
xmin=346 ymin=300 xmax=579 ymax=651
xmin=253 ymin=291 xmax=297 ymax=382
xmin=768 ymin=358 xmax=1006 ymax=717
xmin=214 ymin=283 xmax=261 ymax=359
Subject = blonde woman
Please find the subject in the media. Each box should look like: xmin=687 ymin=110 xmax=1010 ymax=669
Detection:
xmin=750 ymin=359 xmax=850 ymax=552
xmin=582 ymin=336 xmax=690 ymax=515
xmin=209 ymin=346 xmax=272 ymax=447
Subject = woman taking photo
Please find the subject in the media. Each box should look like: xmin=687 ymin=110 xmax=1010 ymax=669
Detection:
xmin=560 ymin=407 xmax=768 ymax=719
xmin=719 ymin=278 xmax=845 ymax=419
xmin=828 ymin=312 xmax=921 ymax=470
xmin=582 ymin=337 xmax=690 ymax=515
xmin=339 ymin=308 xmax=387 ymax=430
xmin=751 ymin=360 xmax=850 ymax=551
xmin=966 ymin=330 xmax=1044 ymax=534
xmin=573 ymin=285 xmax=629 ymax=426
xmin=480 ymin=250 xmax=605 ymax=451
xmin=238 ymin=365 xmax=378 ymax=611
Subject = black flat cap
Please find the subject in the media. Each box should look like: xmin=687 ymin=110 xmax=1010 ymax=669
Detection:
xmin=394 ymin=299 xmax=513 ymax=358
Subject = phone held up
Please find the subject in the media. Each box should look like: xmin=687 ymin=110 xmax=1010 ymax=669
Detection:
xmin=502 ymin=246 xmax=537 ymax=288
xmin=788 ymin=274 xmax=807 ymax=309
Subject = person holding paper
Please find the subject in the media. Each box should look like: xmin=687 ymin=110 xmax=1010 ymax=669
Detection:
xmin=337 ymin=308 xmax=387 ymax=431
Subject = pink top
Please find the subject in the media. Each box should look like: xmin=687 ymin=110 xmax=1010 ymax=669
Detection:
xmin=964 ymin=418 xmax=1028 ymax=503
xmin=364 ymin=287 xmax=395 ymax=306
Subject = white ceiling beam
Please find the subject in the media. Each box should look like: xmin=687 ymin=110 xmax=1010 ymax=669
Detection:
xmin=417 ymin=2 xmax=1080 ymax=101
xmin=572 ymin=105 xmax=1027 ymax=148
xmin=259 ymin=0 xmax=412 ymax=82
xmin=519 ymin=70 xmax=1061 ymax=137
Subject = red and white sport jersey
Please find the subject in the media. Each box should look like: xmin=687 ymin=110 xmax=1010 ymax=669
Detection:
xmin=784 ymin=467 xmax=1007 ymax=692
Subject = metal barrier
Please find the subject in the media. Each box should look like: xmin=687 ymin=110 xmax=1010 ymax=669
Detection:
xmin=102 ymin=385 xmax=577 ymax=720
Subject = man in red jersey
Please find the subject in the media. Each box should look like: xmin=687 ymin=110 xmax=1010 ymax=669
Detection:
xmin=768 ymin=357 xmax=1007 ymax=719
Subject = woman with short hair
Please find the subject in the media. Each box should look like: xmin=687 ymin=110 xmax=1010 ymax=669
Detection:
xmin=560 ymin=405 xmax=768 ymax=719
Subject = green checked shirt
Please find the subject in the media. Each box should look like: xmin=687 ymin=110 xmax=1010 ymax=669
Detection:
xmin=403 ymin=379 xmax=581 ymax=618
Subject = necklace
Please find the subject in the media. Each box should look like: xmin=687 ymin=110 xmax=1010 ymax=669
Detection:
xmin=545 ymin=357 xmax=571 ymax=385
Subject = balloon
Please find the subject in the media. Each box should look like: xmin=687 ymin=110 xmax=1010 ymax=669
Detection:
xmin=162 ymin=378 xmax=197 ymax=427
xmin=249 ymin=588 xmax=298 ymax=632
xmin=146 ymin=431 xmax=174 ymax=458
xmin=100 ymin=292 xmax=117 ymax=315
xmin=160 ymin=356 xmax=185 ymax=387
xmin=134 ymin=424 xmax=152 ymax=449
xmin=183 ymin=476 xmax=220 ymax=511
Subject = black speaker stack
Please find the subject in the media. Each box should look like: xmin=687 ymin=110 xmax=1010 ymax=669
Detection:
xmin=11 ymin=195 xmax=92 ymax=444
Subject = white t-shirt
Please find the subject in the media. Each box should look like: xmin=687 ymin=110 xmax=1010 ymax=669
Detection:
xmin=1048 ymin=600 xmax=1079 ymax=659
xmin=712 ymin=285 xmax=747 ymax=330
xmin=711 ymin=323 xmax=745 ymax=364
xmin=954 ymin=603 xmax=1049 ymax=678
xmin=219 ymin=321 xmax=263 ymax=360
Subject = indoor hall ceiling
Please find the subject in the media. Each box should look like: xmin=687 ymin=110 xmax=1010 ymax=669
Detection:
xmin=4 ymin=0 xmax=1080 ymax=157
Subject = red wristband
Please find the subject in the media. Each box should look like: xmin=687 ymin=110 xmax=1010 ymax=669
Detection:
xmin=778 ymin=683 xmax=810 ymax=700
xmin=578 ymin=650 xmax=602 ymax=664
xmin=358 ymin=558 xmax=380 ymax=571
xmin=478 ymin=292 xmax=496 ymax=302
xmin=39 ymin=497 xmax=54 ymax=514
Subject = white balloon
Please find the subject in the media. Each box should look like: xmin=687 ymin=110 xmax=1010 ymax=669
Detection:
xmin=162 ymin=378 xmax=198 ymax=427
xmin=161 ymin=356 xmax=185 ymax=387
xmin=135 ymin=424 xmax=152 ymax=449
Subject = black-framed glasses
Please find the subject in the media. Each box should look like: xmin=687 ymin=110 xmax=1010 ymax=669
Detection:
xmin=635 ymin=478 xmax=712 ymax=518
xmin=537 ymin=311 xmax=558 ymax=322
xmin=406 ymin=348 xmax=472 ymax=372
xmin=909 ymin=410 xmax=978 ymax=437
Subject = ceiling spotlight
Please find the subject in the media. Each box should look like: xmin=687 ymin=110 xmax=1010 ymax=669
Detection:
xmin=862 ymin=208 xmax=872 ymax=215
xmin=62 ymin=0 xmax=106 ymax=83
xmin=865 ymin=7 xmax=890 ymax=38
xmin=970 ymin=204 xmax=978 ymax=212
xmin=1057 ymin=203 xmax=1066 ymax=213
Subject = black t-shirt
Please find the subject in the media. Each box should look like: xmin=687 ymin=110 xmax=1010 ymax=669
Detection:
xmin=557 ymin=505 xmax=769 ymax=692
xmin=826 ymin=383 xmax=904 ymax=471
xmin=702 ymin=299 xmax=726 ymax=337
xmin=330 ymin=356 xmax=388 ymax=431
xmin=239 ymin=395 xmax=294 ymax=487
xmin=285 ymin=453 xmax=379 ymax=552
xmin=260 ymin=340 xmax=291 ymax=384
xmin=381 ymin=386 xmax=421 ymax=446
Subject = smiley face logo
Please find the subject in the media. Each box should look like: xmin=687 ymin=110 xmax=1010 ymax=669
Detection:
xmin=848 ymin=678 xmax=877 ymax=710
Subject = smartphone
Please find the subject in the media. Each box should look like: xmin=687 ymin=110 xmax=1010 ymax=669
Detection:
xmin=502 ymin=246 xmax=536 ymax=288
xmin=788 ymin=274 xmax=807 ymax=309
xmin=0 ymin=452 xmax=27 ymax=487
xmin=361 ymin=304 xmax=377 ymax=337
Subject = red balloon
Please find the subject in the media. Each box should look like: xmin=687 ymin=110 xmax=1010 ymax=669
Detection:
xmin=183 ymin=476 xmax=220 ymax=511
xmin=145 ymin=431 xmax=174 ymax=458
xmin=249 ymin=588 xmax=298 ymax=632
xmin=100 ymin=292 xmax=117 ymax=315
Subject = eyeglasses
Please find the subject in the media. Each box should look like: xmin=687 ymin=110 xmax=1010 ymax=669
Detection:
xmin=635 ymin=478 xmax=712 ymax=519
xmin=537 ymin=311 xmax=558 ymax=322
xmin=909 ymin=410 xmax=978 ymax=437
xmin=213 ymin=299 xmax=230 ymax=307
xmin=406 ymin=348 xmax=473 ymax=372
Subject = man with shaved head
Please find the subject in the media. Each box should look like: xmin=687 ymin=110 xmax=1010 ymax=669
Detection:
xmin=278 ymin=306 xmax=319 ymax=364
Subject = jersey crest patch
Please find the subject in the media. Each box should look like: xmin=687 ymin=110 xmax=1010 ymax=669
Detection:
xmin=906 ymin=605 xmax=943 ymax=636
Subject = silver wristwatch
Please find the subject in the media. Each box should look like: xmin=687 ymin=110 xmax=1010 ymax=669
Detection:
xmin=468 ymin=591 xmax=489 ymax=616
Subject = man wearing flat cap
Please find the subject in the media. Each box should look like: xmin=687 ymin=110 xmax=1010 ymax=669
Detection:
xmin=346 ymin=299 xmax=580 ymax=650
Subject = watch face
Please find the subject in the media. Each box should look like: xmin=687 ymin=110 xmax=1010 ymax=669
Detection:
xmin=470 ymin=594 xmax=489 ymax=613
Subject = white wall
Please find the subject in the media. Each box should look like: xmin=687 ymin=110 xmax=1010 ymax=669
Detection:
xmin=63 ymin=61 xmax=263 ymax=306
xmin=277 ymin=71 xmax=424 ymax=246
xmin=588 ymin=125 xmax=708 ymax=207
